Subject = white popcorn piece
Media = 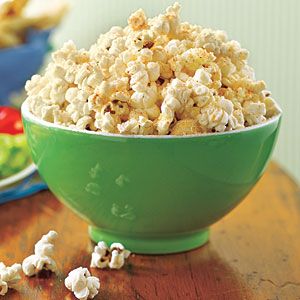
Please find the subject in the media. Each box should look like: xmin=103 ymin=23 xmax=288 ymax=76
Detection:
xmin=108 ymin=243 xmax=131 ymax=270
xmin=264 ymin=94 xmax=282 ymax=118
xmin=131 ymin=85 xmax=157 ymax=109
xmin=193 ymin=68 xmax=212 ymax=86
xmin=0 ymin=262 xmax=22 ymax=296
xmin=118 ymin=116 xmax=154 ymax=135
xmin=22 ymin=230 xmax=58 ymax=277
xmin=94 ymin=112 xmax=120 ymax=133
xmin=90 ymin=241 xmax=131 ymax=270
xmin=65 ymin=267 xmax=100 ymax=300
xmin=198 ymin=96 xmax=234 ymax=132
xmin=243 ymin=101 xmax=266 ymax=126
xmin=90 ymin=241 xmax=110 ymax=269
xmin=147 ymin=62 xmax=160 ymax=82
xmin=109 ymin=250 xmax=126 ymax=270
xmin=0 ymin=279 xmax=8 ymax=296
xmin=25 ymin=2 xmax=280 ymax=136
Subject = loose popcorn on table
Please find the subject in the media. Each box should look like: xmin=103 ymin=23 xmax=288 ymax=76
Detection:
xmin=25 ymin=2 xmax=281 ymax=135
xmin=65 ymin=267 xmax=100 ymax=300
xmin=0 ymin=262 xmax=22 ymax=296
xmin=109 ymin=243 xmax=131 ymax=269
xmin=90 ymin=241 xmax=131 ymax=270
xmin=22 ymin=230 xmax=58 ymax=277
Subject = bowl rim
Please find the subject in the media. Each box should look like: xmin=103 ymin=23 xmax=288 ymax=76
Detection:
xmin=21 ymin=99 xmax=282 ymax=139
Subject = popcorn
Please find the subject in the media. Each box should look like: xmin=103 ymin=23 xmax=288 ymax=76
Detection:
xmin=90 ymin=241 xmax=131 ymax=270
xmin=25 ymin=2 xmax=280 ymax=136
xmin=128 ymin=9 xmax=148 ymax=31
xmin=94 ymin=112 xmax=120 ymax=133
xmin=108 ymin=243 xmax=131 ymax=269
xmin=147 ymin=62 xmax=160 ymax=82
xmin=263 ymin=93 xmax=281 ymax=118
xmin=0 ymin=262 xmax=22 ymax=296
xmin=193 ymin=68 xmax=212 ymax=86
xmin=243 ymin=101 xmax=266 ymax=126
xmin=195 ymin=28 xmax=228 ymax=55
xmin=198 ymin=96 xmax=235 ymax=132
xmin=178 ymin=48 xmax=215 ymax=72
xmin=22 ymin=230 xmax=58 ymax=277
xmin=131 ymin=85 xmax=157 ymax=109
xmin=65 ymin=267 xmax=100 ymax=300
xmin=90 ymin=241 xmax=110 ymax=269
xmin=118 ymin=116 xmax=154 ymax=135
xmin=170 ymin=119 xmax=203 ymax=135
xmin=0 ymin=279 xmax=7 ymax=296
xmin=76 ymin=116 xmax=93 ymax=130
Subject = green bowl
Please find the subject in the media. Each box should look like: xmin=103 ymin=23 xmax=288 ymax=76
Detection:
xmin=21 ymin=101 xmax=282 ymax=254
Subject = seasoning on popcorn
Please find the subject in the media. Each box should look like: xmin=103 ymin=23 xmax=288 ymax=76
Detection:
xmin=25 ymin=2 xmax=281 ymax=135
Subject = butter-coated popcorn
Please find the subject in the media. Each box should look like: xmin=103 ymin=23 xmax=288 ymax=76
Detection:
xmin=193 ymin=68 xmax=212 ymax=86
xmin=128 ymin=9 xmax=147 ymax=31
xmin=0 ymin=263 xmax=22 ymax=296
xmin=65 ymin=267 xmax=100 ymax=300
xmin=171 ymin=119 xmax=203 ymax=135
xmin=25 ymin=2 xmax=280 ymax=135
xmin=22 ymin=230 xmax=58 ymax=277
xmin=243 ymin=101 xmax=266 ymax=125
xmin=118 ymin=116 xmax=154 ymax=135
xmin=147 ymin=62 xmax=160 ymax=82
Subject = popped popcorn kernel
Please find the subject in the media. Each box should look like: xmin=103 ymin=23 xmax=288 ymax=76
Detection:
xmin=90 ymin=241 xmax=110 ymax=269
xmin=109 ymin=243 xmax=131 ymax=269
xmin=171 ymin=119 xmax=204 ymax=135
xmin=0 ymin=262 xmax=22 ymax=296
xmin=65 ymin=267 xmax=100 ymax=300
xmin=118 ymin=116 xmax=154 ymax=135
xmin=22 ymin=230 xmax=58 ymax=277
xmin=128 ymin=9 xmax=148 ymax=31
xmin=243 ymin=101 xmax=267 ymax=126
xmin=25 ymin=2 xmax=280 ymax=136
xmin=90 ymin=241 xmax=131 ymax=270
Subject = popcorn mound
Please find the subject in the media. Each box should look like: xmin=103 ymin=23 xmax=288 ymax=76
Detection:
xmin=25 ymin=2 xmax=281 ymax=135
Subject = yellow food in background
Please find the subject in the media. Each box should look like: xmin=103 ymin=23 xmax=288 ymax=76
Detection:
xmin=0 ymin=0 xmax=68 ymax=48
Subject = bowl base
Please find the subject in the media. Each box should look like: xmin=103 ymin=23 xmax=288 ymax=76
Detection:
xmin=88 ymin=226 xmax=209 ymax=254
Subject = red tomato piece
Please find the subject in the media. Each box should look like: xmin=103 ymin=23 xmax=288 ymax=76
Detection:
xmin=0 ymin=106 xmax=23 ymax=135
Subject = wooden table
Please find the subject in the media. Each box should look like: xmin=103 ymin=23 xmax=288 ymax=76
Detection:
xmin=1 ymin=162 xmax=300 ymax=300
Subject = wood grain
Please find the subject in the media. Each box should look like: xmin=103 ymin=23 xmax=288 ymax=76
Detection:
xmin=0 ymin=162 xmax=299 ymax=300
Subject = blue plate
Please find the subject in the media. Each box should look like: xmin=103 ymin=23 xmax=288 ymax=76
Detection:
xmin=0 ymin=28 xmax=52 ymax=105
xmin=0 ymin=164 xmax=47 ymax=204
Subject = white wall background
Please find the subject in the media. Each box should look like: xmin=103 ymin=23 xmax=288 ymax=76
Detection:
xmin=52 ymin=0 xmax=299 ymax=183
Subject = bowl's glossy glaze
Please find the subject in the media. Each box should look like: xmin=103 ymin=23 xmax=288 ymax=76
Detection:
xmin=22 ymin=103 xmax=281 ymax=253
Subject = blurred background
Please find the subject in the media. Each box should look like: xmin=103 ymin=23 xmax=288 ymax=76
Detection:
xmin=1 ymin=0 xmax=299 ymax=190
xmin=51 ymin=0 xmax=299 ymax=183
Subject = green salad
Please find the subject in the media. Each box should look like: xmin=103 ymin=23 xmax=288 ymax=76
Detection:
xmin=0 ymin=134 xmax=31 ymax=180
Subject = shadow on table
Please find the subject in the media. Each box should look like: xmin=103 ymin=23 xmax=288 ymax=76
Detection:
xmin=118 ymin=242 xmax=254 ymax=299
